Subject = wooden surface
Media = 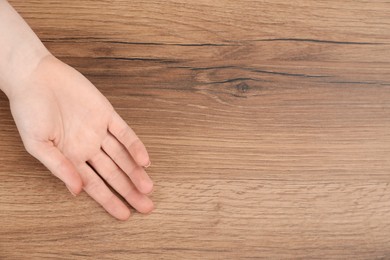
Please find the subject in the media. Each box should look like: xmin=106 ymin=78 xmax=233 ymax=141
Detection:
xmin=1 ymin=0 xmax=390 ymax=259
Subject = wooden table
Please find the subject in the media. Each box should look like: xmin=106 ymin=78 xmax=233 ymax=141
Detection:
xmin=1 ymin=1 xmax=390 ymax=259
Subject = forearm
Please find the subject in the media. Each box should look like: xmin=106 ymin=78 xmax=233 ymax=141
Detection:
xmin=0 ymin=0 xmax=50 ymax=98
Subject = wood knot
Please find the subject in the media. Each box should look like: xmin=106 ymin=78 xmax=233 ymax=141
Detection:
xmin=236 ymin=82 xmax=249 ymax=93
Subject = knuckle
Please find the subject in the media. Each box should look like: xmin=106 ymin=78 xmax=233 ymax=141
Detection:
xmin=118 ymin=126 xmax=129 ymax=139
xmin=101 ymin=193 xmax=116 ymax=208
xmin=123 ymin=190 xmax=133 ymax=202
xmin=127 ymin=139 xmax=138 ymax=151
xmin=105 ymin=167 xmax=122 ymax=184
xmin=85 ymin=178 xmax=102 ymax=193
xmin=111 ymin=147 xmax=125 ymax=163
xmin=54 ymin=158 xmax=69 ymax=176
xmin=23 ymin=141 xmax=37 ymax=156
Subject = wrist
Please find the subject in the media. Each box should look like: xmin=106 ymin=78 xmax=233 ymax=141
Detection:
xmin=0 ymin=0 xmax=51 ymax=99
xmin=0 ymin=43 xmax=51 ymax=100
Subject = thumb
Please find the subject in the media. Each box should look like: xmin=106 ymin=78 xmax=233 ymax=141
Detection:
xmin=25 ymin=141 xmax=83 ymax=195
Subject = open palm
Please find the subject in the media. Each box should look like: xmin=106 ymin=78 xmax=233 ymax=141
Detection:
xmin=9 ymin=55 xmax=153 ymax=220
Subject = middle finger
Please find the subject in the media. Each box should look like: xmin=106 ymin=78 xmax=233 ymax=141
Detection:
xmin=101 ymin=133 xmax=153 ymax=194
xmin=88 ymin=150 xmax=154 ymax=214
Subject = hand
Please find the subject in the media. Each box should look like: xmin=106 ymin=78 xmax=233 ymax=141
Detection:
xmin=9 ymin=55 xmax=154 ymax=220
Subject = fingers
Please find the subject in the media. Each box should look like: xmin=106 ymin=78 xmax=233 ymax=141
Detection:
xmin=88 ymin=151 xmax=154 ymax=214
xmin=108 ymin=112 xmax=150 ymax=167
xmin=25 ymin=141 xmax=83 ymax=195
xmin=102 ymin=134 xmax=153 ymax=194
xmin=78 ymin=163 xmax=131 ymax=220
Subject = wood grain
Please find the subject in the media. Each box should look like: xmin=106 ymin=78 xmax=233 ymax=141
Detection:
xmin=1 ymin=0 xmax=390 ymax=259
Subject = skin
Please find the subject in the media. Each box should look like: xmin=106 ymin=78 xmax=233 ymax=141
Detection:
xmin=0 ymin=0 xmax=154 ymax=220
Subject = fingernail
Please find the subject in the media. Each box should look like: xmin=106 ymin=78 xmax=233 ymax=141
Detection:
xmin=66 ymin=185 xmax=76 ymax=197
xmin=144 ymin=161 xmax=151 ymax=168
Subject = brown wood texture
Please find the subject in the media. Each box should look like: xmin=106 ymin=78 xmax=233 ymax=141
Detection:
xmin=1 ymin=0 xmax=390 ymax=259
